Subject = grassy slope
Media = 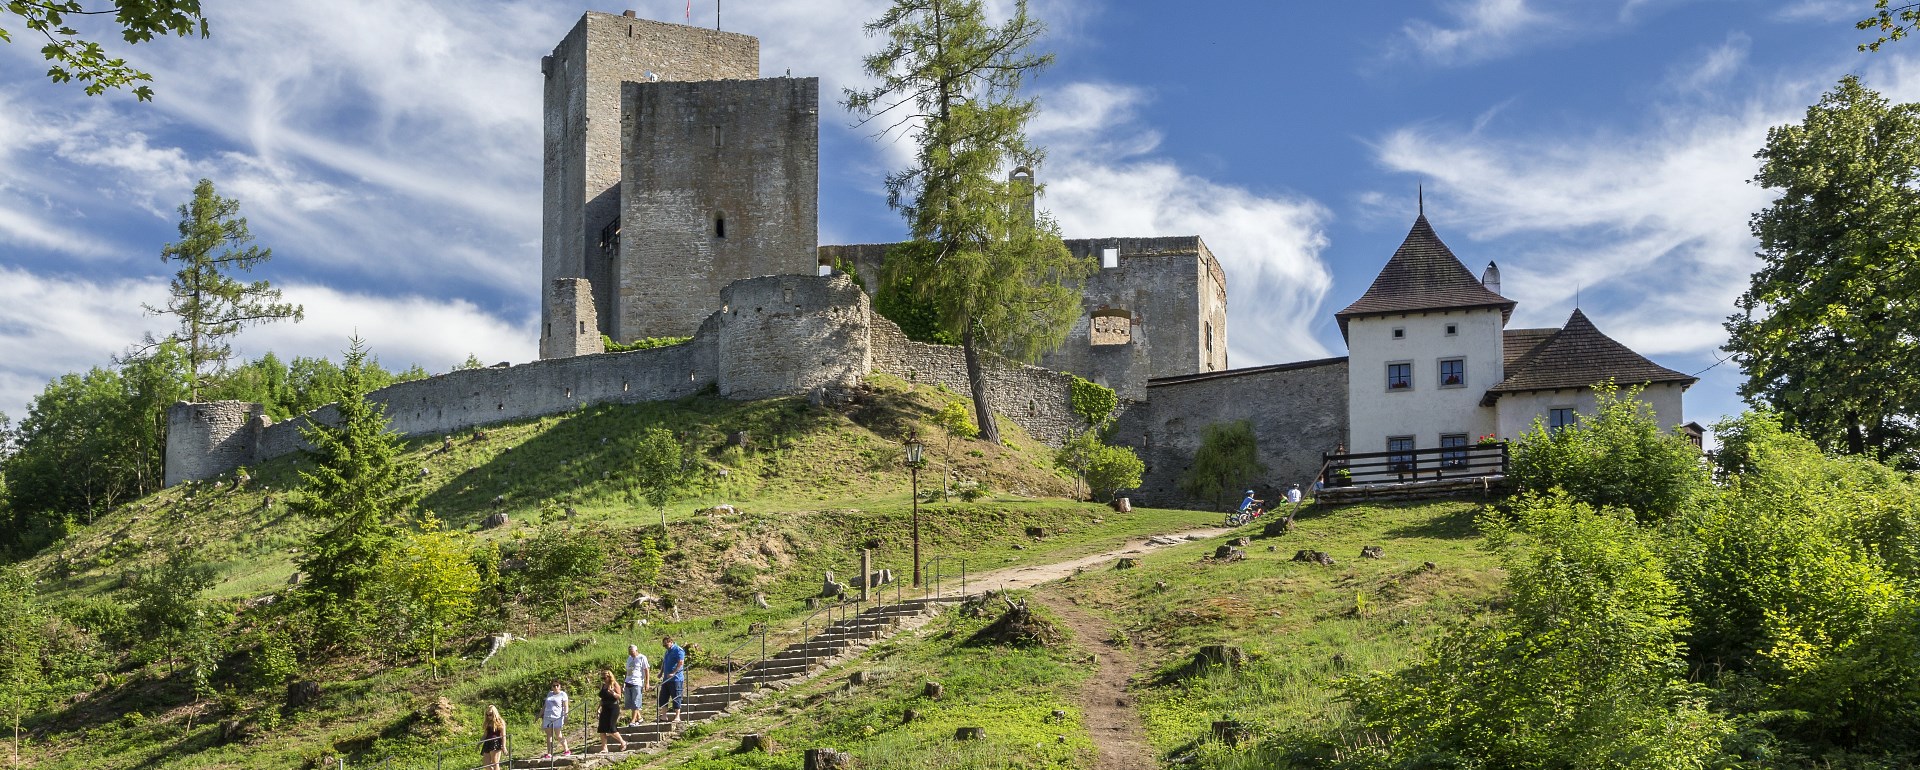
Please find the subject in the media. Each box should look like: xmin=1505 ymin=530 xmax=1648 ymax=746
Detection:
xmin=18 ymin=375 xmax=1217 ymax=770
xmin=573 ymin=501 xmax=1505 ymax=770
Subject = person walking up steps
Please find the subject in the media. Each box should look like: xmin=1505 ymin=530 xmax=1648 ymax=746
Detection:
xmin=480 ymin=705 xmax=506 ymax=769
xmin=623 ymin=644 xmax=650 ymax=727
xmin=597 ymin=670 xmax=628 ymax=753
xmin=540 ymin=680 xmax=571 ymax=759
xmin=657 ymin=636 xmax=686 ymax=722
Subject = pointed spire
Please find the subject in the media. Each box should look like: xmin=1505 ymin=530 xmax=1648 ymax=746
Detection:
xmin=1417 ymin=184 xmax=1424 ymax=217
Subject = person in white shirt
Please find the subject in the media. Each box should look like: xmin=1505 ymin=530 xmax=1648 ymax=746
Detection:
xmin=623 ymin=644 xmax=650 ymax=727
xmin=540 ymin=680 xmax=571 ymax=759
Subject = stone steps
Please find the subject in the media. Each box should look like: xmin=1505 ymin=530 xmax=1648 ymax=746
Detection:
xmin=506 ymin=597 xmax=947 ymax=770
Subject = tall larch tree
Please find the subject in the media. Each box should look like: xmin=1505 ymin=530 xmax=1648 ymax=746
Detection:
xmin=1724 ymin=76 xmax=1920 ymax=463
xmin=146 ymin=178 xmax=303 ymax=399
xmin=844 ymin=0 xmax=1092 ymax=443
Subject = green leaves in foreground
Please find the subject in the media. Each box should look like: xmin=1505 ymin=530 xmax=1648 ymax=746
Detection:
xmin=1 ymin=0 xmax=209 ymax=101
xmin=1344 ymin=492 xmax=1729 ymax=769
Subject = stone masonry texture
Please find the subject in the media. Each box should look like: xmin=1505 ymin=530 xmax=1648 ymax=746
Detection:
xmin=1111 ymin=358 xmax=1350 ymax=509
xmin=540 ymin=278 xmax=607 ymax=359
xmin=618 ymin=76 xmax=819 ymax=340
xmin=542 ymin=11 xmax=758 ymax=343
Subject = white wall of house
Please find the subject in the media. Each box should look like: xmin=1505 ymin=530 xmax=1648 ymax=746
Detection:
xmin=1346 ymin=307 xmax=1505 ymax=454
xmin=1493 ymin=381 xmax=1688 ymax=439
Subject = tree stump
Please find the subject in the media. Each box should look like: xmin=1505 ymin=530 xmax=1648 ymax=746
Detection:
xmin=1361 ymin=545 xmax=1385 ymax=559
xmin=1194 ymin=644 xmax=1247 ymax=670
xmin=1111 ymin=497 xmax=1132 ymax=512
xmin=739 ymin=734 xmax=775 ymax=753
xmin=1262 ymin=518 xmax=1293 ymax=538
xmin=1211 ymin=720 xmax=1250 ymax=747
xmin=753 ymin=592 xmax=770 ymax=609
xmin=1050 ymin=709 xmax=1068 ymax=723
xmin=806 ymin=597 xmax=821 ymax=609
xmin=902 ymin=708 xmax=919 ymax=724
xmin=481 ymin=512 xmax=510 ymax=530
xmin=804 ymin=748 xmax=852 ymax=770
xmin=1025 ymin=526 xmax=1047 ymax=538
xmin=1232 ymin=537 xmax=1251 ymax=547
xmin=1114 ymin=557 xmax=1138 ymax=570
xmin=923 ymin=681 xmax=944 ymax=700
xmin=849 ymin=671 xmax=871 ymax=686
xmin=1292 ymin=549 xmax=1335 ymax=565
xmin=954 ymin=727 xmax=986 ymax=741
xmin=285 ymin=680 xmax=321 ymax=710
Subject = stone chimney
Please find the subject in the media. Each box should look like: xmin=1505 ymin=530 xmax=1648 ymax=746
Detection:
xmin=1481 ymin=261 xmax=1502 ymax=296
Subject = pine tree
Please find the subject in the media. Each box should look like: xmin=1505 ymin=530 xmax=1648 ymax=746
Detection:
xmin=845 ymin=0 xmax=1092 ymax=442
xmin=145 ymin=178 xmax=303 ymax=399
xmin=293 ymin=337 xmax=419 ymax=648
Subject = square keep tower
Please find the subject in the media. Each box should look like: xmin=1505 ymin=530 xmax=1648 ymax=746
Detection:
xmin=541 ymin=10 xmax=758 ymax=358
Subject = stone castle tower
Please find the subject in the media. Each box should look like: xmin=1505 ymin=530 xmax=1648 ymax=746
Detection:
xmin=540 ymin=10 xmax=819 ymax=358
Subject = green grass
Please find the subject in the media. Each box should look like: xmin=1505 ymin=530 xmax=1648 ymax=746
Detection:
xmin=1055 ymin=500 xmax=1505 ymax=768
xmin=15 ymin=376 xmax=1215 ymax=770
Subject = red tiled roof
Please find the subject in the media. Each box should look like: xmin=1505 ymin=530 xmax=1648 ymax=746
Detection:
xmin=1483 ymin=309 xmax=1696 ymax=405
xmin=1335 ymin=215 xmax=1514 ymax=339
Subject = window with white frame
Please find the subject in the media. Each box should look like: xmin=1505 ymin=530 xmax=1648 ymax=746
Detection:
xmin=1439 ymin=358 xmax=1465 ymax=388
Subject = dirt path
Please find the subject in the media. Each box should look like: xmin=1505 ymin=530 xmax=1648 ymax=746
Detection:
xmin=950 ymin=527 xmax=1230 ymax=594
xmin=1035 ymin=594 xmax=1156 ymax=770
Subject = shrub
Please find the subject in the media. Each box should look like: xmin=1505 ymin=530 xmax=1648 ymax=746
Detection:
xmin=1068 ymin=375 xmax=1118 ymax=428
xmin=1178 ymin=421 xmax=1265 ymax=509
xmin=1509 ymin=383 xmax=1706 ymax=520
xmin=1344 ymin=492 xmax=1729 ymax=768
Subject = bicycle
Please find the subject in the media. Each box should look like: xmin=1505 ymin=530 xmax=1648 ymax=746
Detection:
xmin=1224 ymin=507 xmax=1263 ymax=527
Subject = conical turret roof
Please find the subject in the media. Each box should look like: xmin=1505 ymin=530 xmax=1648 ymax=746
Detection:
xmin=1335 ymin=215 xmax=1515 ymax=338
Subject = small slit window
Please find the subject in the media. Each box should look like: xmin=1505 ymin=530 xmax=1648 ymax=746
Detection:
xmin=1392 ymin=327 xmax=1405 ymax=339
xmin=713 ymin=211 xmax=727 ymax=239
xmin=1445 ymin=323 xmax=1458 ymax=336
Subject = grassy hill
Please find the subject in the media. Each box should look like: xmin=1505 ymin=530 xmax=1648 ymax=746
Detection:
xmin=13 ymin=375 xmax=1222 ymax=770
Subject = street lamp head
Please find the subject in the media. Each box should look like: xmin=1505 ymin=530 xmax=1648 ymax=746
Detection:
xmin=905 ymin=434 xmax=924 ymax=465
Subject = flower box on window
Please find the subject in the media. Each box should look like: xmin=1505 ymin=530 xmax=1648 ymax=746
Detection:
xmin=1387 ymin=381 xmax=1411 ymax=390
xmin=1443 ymin=375 xmax=1462 ymax=386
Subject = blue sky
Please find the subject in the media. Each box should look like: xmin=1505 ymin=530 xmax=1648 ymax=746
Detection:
xmin=1 ymin=0 xmax=1916 ymax=432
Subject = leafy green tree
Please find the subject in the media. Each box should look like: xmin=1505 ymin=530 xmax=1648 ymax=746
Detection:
xmin=871 ymin=272 xmax=958 ymax=345
xmin=128 ymin=546 xmax=218 ymax=675
xmin=455 ymin=353 xmax=485 ymax=371
xmin=522 ymin=515 xmax=606 ymax=634
xmin=1668 ymin=412 xmax=1920 ymax=747
xmin=1178 ymin=420 xmax=1265 ymax=509
xmin=1725 ymin=76 xmax=1920 ymax=463
xmin=1859 ymin=0 xmax=1919 ymax=50
xmin=0 ymin=566 xmax=45 ymax=764
xmin=4 ymin=342 xmax=187 ymax=548
xmin=205 ymin=351 xmax=429 ymax=419
xmin=292 ymin=337 xmax=418 ymax=649
xmin=1346 ymin=492 xmax=1729 ymax=768
xmin=845 ymin=0 xmax=1093 ymax=443
xmin=630 ymin=427 xmax=684 ymax=532
xmin=145 ymin=178 xmax=303 ymax=399
xmin=629 ymin=527 xmax=666 ymax=590
xmin=0 ymin=0 xmax=208 ymax=101
xmin=372 ymin=516 xmax=479 ymax=676
xmin=931 ymin=400 xmax=977 ymax=500
xmin=1509 ymin=383 xmax=1707 ymax=521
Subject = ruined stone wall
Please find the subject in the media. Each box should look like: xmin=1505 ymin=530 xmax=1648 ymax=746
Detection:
xmin=869 ymin=316 xmax=1083 ymax=445
xmin=618 ymin=77 xmax=819 ymax=340
xmin=540 ymin=278 xmax=607 ymax=360
xmin=163 ymin=401 xmax=265 ymax=487
xmin=1112 ymin=358 xmax=1348 ymax=508
xmin=542 ymin=11 xmax=759 ymax=341
xmin=710 ymin=275 xmax=870 ymax=400
xmin=168 ymin=276 xmax=882 ymax=484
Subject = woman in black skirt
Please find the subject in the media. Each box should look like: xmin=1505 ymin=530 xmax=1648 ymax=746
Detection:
xmin=480 ymin=705 xmax=505 ymax=768
xmin=597 ymin=670 xmax=628 ymax=753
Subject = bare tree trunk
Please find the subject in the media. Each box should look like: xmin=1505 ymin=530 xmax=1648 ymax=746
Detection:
xmin=962 ymin=324 xmax=1000 ymax=444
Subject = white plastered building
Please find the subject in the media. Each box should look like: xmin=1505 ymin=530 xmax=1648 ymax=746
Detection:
xmin=1336 ymin=214 xmax=1696 ymax=459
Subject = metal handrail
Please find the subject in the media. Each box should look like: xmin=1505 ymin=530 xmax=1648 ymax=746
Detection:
xmin=723 ymin=623 xmax=769 ymax=689
xmin=436 ymin=730 xmax=515 ymax=770
xmin=925 ymin=556 xmax=968 ymax=599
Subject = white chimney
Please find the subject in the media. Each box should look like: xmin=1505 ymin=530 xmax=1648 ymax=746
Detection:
xmin=1481 ymin=261 xmax=1502 ymax=296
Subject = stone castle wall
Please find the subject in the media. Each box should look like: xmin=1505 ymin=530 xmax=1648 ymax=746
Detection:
xmin=1111 ymin=357 xmax=1349 ymax=509
xmin=165 ymin=275 xmax=1082 ymax=484
xmin=869 ymin=316 xmax=1085 ymax=446
xmin=618 ymin=77 xmax=819 ymax=340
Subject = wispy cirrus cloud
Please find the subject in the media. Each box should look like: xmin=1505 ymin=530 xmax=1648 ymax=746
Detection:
xmin=1401 ymin=0 xmax=1555 ymax=65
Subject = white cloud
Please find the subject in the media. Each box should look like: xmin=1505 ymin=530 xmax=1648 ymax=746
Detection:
xmin=0 ymin=266 xmax=535 ymax=419
xmin=1668 ymin=32 xmax=1750 ymax=93
xmin=1400 ymin=0 xmax=1555 ymax=65
xmin=1034 ymin=83 xmax=1335 ymax=364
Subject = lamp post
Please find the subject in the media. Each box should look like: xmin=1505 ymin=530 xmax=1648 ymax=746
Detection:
xmin=905 ymin=433 xmax=925 ymax=587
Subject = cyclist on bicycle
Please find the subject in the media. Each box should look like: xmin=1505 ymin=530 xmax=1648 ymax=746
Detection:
xmin=1238 ymin=490 xmax=1265 ymax=519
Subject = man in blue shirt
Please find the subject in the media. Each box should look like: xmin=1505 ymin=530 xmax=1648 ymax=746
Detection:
xmin=656 ymin=636 xmax=686 ymax=722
